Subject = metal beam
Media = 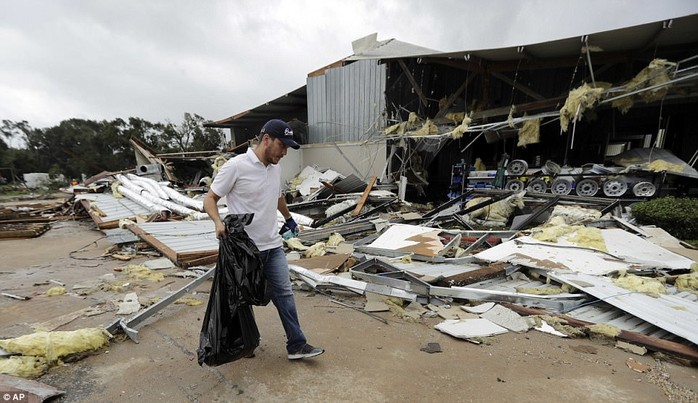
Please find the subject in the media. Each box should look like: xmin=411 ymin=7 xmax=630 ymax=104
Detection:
xmin=105 ymin=267 xmax=215 ymax=343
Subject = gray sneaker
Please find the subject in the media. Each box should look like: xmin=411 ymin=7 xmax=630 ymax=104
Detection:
xmin=288 ymin=344 xmax=324 ymax=360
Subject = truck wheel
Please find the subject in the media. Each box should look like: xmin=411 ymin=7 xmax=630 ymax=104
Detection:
xmin=551 ymin=178 xmax=572 ymax=195
xmin=575 ymin=179 xmax=599 ymax=196
xmin=527 ymin=179 xmax=547 ymax=193
xmin=505 ymin=179 xmax=525 ymax=192
xmin=632 ymin=181 xmax=656 ymax=197
xmin=603 ymin=178 xmax=628 ymax=197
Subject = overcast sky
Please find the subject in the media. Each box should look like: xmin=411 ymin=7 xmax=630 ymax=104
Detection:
xmin=2 ymin=0 xmax=698 ymax=139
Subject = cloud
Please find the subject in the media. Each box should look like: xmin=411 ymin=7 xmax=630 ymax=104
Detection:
xmin=1 ymin=0 xmax=697 ymax=129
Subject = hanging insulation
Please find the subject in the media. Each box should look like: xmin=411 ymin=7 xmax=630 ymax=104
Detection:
xmin=610 ymin=59 xmax=677 ymax=114
xmin=450 ymin=115 xmax=472 ymax=139
xmin=559 ymin=83 xmax=606 ymax=132
xmin=517 ymin=117 xmax=541 ymax=147
xmin=624 ymin=59 xmax=677 ymax=103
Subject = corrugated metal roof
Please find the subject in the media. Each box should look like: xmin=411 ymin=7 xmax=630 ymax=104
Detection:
xmin=129 ymin=220 xmax=218 ymax=254
xmin=207 ymin=85 xmax=308 ymax=130
xmin=76 ymin=193 xmax=150 ymax=224
xmin=347 ymin=35 xmax=440 ymax=61
xmin=551 ymin=272 xmax=698 ymax=345
xmin=103 ymin=228 xmax=140 ymax=244
xmin=348 ymin=14 xmax=698 ymax=63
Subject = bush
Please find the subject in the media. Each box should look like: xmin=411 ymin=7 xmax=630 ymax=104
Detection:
xmin=630 ymin=196 xmax=698 ymax=240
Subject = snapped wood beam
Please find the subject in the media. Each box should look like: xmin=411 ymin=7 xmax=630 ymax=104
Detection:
xmin=490 ymin=71 xmax=545 ymax=101
xmin=397 ymin=59 xmax=429 ymax=107
xmin=434 ymin=74 xmax=478 ymax=119
xmin=352 ymin=176 xmax=377 ymax=216
xmin=470 ymin=96 xmax=565 ymax=120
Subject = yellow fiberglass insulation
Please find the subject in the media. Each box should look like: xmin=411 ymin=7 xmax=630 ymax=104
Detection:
xmin=410 ymin=119 xmax=438 ymax=136
xmin=548 ymin=205 xmax=602 ymax=225
xmin=532 ymin=222 xmax=579 ymax=243
xmin=624 ymin=59 xmax=676 ymax=103
xmin=450 ymin=115 xmax=472 ymax=139
xmin=517 ymin=117 xmax=541 ymax=148
xmin=675 ymin=271 xmax=698 ymax=291
xmin=123 ymin=264 xmax=164 ymax=282
xmin=473 ymin=158 xmax=487 ymax=171
xmin=284 ymin=237 xmax=309 ymax=251
xmin=516 ymin=286 xmax=566 ymax=295
xmin=567 ymin=226 xmax=607 ymax=252
xmin=0 ymin=356 xmax=48 ymax=379
xmin=445 ymin=112 xmax=465 ymax=125
xmin=384 ymin=112 xmax=421 ymax=135
xmin=559 ymin=83 xmax=606 ymax=132
xmin=326 ymin=232 xmax=345 ymax=247
xmin=507 ymin=105 xmax=517 ymax=128
xmin=611 ymin=96 xmax=634 ymax=114
xmin=175 ymin=297 xmax=203 ymax=306
xmin=613 ymin=274 xmax=666 ymax=296
xmin=647 ymin=160 xmax=685 ymax=173
xmin=587 ymin=323 xmax=622 ymax=338
xmin=46 ymin=286 xmax=66 ymax=296
xmin=111 ymin=181 xmax=123 ymax=198
xmin=304 ymin=242 xmax=326 ymax=258
xmin=0 ymin=328 xmax=111 ymax=365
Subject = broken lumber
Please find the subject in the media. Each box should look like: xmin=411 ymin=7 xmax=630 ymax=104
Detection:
xmin=352 ymin=176 xmax=377 ymax=216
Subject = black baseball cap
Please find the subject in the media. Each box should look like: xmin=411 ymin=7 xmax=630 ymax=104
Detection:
xmin=261 ymin=119 xmax=300 ymax=149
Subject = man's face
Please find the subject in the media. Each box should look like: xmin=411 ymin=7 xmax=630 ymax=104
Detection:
xmin=264 ymin=135 xmax=288 ymax=165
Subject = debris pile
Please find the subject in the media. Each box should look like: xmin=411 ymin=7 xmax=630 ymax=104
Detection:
xmin=2 ymin=156 xmax=698 ymax=384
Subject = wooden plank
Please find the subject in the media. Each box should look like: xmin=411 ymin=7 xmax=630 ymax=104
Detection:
xmin=436 ymin=262 xmax=507 ymax=287
xmin=80 ymin=199 xmax=119 ymax=229
xmin=181 ymin=253 xmax=218 ymax=268
xmin=352 ymin=176 xmax=376 ymax=216
xmin=0 ymin=223 xmax=50 ymax=239
xmin=126 ymin=224 xmax=179 ymax=265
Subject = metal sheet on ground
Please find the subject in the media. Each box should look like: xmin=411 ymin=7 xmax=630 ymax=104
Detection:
xmin=550 ymin=272 xmax=698 ymax=345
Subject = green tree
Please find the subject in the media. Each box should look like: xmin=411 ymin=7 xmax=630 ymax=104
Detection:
xmin=1 ymin=120 xmax=40 ymax=178
xmin=161 ymin=113 xmax=225 ymax=152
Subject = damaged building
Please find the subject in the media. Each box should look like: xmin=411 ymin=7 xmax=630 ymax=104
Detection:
xmin=2 ymin=12 xmax=698 ymax=402
xmin=208 ymin=14 xmax=698 ymax=201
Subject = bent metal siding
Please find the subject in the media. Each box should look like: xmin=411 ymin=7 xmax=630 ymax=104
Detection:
xmin=307 ymin=59 xmax=386 ymax=144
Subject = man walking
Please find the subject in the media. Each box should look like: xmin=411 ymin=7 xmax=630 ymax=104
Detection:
xmin=203 ymin=119 xmax=324 ymax=360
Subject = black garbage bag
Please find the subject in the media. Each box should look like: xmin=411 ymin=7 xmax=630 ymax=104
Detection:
xmin=197 ymin=214 xmax=270 ymax=366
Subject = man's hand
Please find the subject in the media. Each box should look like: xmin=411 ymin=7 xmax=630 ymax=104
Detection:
xmin=285 ymin=217 xmax=299 ymax=236
xmin=279 ymin=217 xmax=299 ymax=239
xmin=214 ymin=220 xmax=227 ymax=239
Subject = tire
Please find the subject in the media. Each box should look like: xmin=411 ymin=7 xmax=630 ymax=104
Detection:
xmin=575 ymin=178 xmax=599 ymax=196
xmin=632 ymin=181 xmax=656 ymax=197
xmin=507 ymin=160 xmax=528 ymax=175
xmin=551 ymin=178 xmax=572 ymax=195
xmin=527 ymin=179 xmax=547 ymax=193
xmin=603 ymin=178 xmax=628 ymax=197
xmin=504 ymin=179 xmax=525 ymax=192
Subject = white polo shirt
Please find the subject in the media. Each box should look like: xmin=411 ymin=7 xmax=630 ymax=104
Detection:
xmin=210 ymin=147 xmax=282 ymax=251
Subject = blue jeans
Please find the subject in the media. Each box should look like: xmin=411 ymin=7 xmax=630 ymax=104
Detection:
xmin=259 ymin=247 xmax=307 ymax=353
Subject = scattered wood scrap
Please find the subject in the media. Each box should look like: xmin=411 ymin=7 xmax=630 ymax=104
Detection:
xmin=0 ymin=223 xmax=51 ymax=239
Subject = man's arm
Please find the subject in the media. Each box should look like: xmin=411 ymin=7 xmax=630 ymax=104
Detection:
xmin=277 ymin=195 xmax=291 ymax=220
xmin=204 ymin=190 xmax=226 ymax=239
xmin=278 ymin=195 xmax=299 ymax=236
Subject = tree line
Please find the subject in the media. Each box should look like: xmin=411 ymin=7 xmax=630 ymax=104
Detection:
xmin=0 ymin=113 xmax=225 ymax=183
